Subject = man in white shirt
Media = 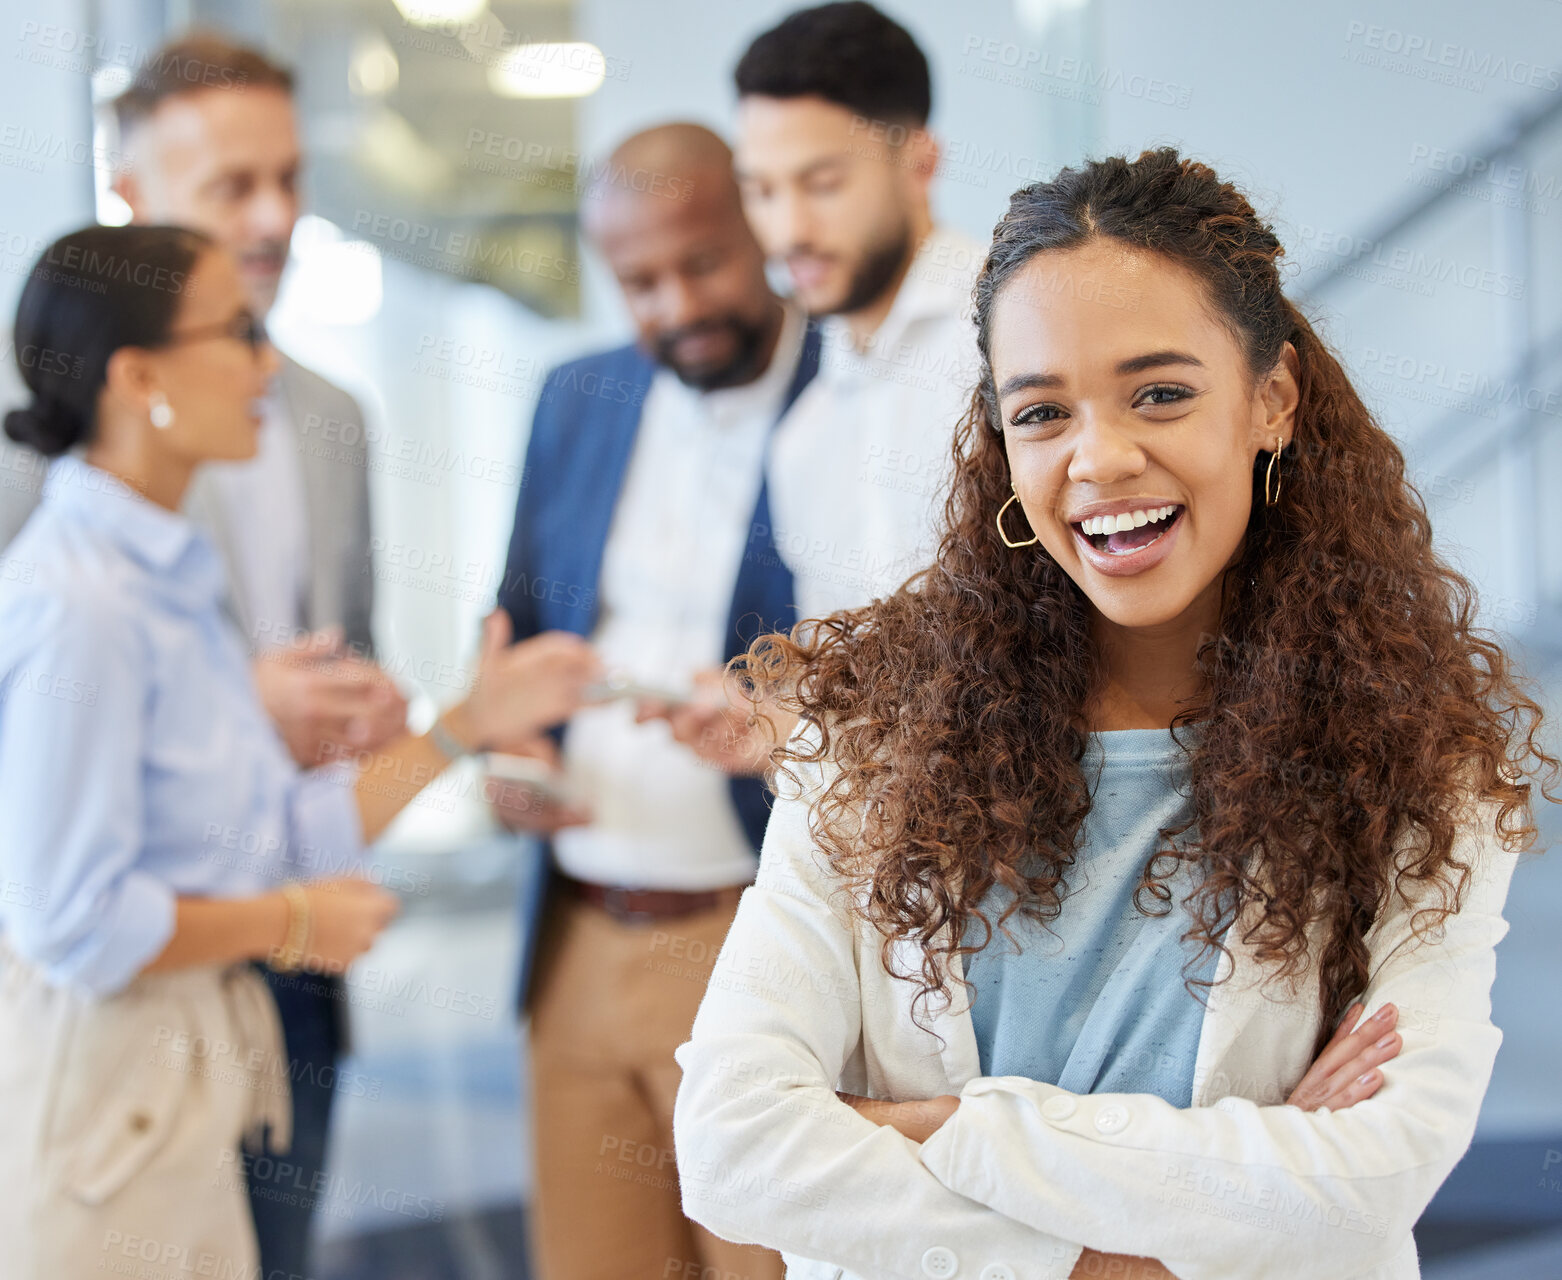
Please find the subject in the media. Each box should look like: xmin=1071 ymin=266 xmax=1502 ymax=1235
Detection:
xmin=733 ymin=0 xmax=985 ymax=619
xmin=492 ymin=124 xmax=813 ymax=1280
xmin=652 ymin=2 xmax=986 ymax=771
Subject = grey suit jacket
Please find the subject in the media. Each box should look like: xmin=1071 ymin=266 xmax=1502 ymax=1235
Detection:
xmin=0 ymin=354 xmax=374 ymax=655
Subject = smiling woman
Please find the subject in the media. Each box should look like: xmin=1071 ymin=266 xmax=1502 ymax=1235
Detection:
xmin=671 ymin=149 xmax=1561 ymax=1280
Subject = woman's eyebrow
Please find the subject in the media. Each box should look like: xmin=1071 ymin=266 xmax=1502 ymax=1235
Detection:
xmin=998 ymin=351 xmax=1205 ymax=398
xmin=1115 ymin=349 xmax=1204 ymax=375
xmin=997 ymin=372 xmax=1063 ymax=396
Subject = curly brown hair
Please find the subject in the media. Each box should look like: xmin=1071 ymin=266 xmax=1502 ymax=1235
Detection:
xmin=748 ymin=148 xmax=1559 ymax=1062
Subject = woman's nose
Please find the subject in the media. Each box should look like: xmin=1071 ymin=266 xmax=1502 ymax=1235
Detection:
xmin=1067 ymin=413 xmax=1145 ymax=484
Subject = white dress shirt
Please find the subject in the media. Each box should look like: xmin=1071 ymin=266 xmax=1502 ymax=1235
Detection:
xmin=198 ymin=391 xmax=310 ymax=645
xmin=553 ymin=303 xmax=805 ymax=891
xmin=768 ymin=224 xmax=985 ymax=620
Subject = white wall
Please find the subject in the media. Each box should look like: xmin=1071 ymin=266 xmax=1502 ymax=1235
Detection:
xmin=0 ymin=0 xmax=98 ymax=542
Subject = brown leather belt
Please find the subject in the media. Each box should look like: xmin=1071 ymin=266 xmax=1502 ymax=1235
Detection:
xmin=559 ymin=874 xmax=746 ymax=924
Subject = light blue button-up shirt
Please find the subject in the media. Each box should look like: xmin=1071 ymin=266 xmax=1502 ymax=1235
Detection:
xmin=0 ymin=455 xmax=363 ymax=997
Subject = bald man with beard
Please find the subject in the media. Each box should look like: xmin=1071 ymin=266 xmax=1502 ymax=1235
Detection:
xmin=491 ymin=124 xmax=812 ymax=1280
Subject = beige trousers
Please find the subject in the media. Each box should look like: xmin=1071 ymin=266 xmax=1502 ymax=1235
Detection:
xmin=0 ymin=947 xmax=290 ymax=1280
xmin=527 ymin=888 xmax=786 ymax=1280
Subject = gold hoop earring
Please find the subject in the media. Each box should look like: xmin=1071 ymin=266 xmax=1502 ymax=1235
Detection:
xmin=996 ymin=486 xmax=1038 ymax=548
xmin=1264 ymin=435 xmax=1285 ymax=507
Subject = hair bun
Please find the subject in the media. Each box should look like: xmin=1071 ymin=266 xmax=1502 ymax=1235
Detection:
xmin=4 ymin=401 xmax=82 ymax=457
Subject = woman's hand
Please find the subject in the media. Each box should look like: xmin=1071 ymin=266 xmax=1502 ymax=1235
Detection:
xmin=455 ymin=612 xmax=602 ymax=751
xmin=1286 ymin=1001 xmax=1401 ymax=1111
xmin=253 ymin=628 xmax=408 ymax=767
xmin=1069 ymin=1252 xmax=1178 ymax=1279
xmin=294 ymin=875 xmax=401 ymax=975
xmin=1065 ymin=1010 xmax=1402 ymax=1280
xmin=836 ymin=1091 xmax=960 ymax=1143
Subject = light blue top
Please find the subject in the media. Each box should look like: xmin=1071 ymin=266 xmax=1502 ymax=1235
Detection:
xmin=962 ymin=725 xmax=1218 ymax=1106
xmin=0 ymin=455 xmax=363 ymax=997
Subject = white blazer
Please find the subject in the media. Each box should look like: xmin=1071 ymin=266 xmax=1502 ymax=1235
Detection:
xmin=672 ymin=744 xmax=1523 ymax=1280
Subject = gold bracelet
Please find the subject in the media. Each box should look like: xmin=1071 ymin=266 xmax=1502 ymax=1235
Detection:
xmin=272 ymin=881 xmax=311 ymax=973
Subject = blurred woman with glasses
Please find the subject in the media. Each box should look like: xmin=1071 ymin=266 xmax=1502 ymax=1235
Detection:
xmin=0 ymin=224 xmax=600 ymax=1277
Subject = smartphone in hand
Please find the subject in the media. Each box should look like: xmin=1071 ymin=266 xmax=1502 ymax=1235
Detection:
xmin=484 ymin=751 xmax=571 ymax=804
xmin=583 ymin=671 xmax=693 ymax=709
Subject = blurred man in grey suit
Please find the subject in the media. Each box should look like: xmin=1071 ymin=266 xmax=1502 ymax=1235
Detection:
xmin=0 ymin=33 xmax=408 ymax=1278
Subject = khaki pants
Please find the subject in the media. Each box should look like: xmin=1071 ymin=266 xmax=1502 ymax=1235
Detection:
xmin=0 ymin=947 xmax=289 ymax=1280
xmin=527 ymin=888 xmax=785 ymax=1280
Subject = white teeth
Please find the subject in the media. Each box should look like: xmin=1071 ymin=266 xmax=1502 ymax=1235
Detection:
xmin=1079 ymin=504 xmax=1179 ymax=536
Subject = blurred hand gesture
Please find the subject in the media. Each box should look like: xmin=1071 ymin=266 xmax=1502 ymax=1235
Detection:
xmin=636 ymin=666 xmax=797 ymax=777
xmin=254 ymin=627 xmax=408 ymax=768
xmin=461 ymin=611 xmax=602 ymax=753
xmin=484 ymin=733 xmax=592 ymax=834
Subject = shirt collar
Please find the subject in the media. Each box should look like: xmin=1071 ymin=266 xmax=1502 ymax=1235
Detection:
xmin=819 ymin=223 xmax=983 ymax=373
xmin=42 ymin=453 xmax=203 ymax=573
xmin=656 ymin=298 xmax=808 ymax=429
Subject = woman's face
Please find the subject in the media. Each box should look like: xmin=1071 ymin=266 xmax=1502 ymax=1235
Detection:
xmin=144 ymin=246 xmax=279 ymax=463
xmin=990 ymin=239 xmax=1296 ymax=631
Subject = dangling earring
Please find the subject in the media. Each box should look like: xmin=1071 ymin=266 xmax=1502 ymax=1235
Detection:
xmin=149 ymin=391 xmax=174 ymax=430
xmin=996 ymin=485 xmax=1038 ymax=548
xmin=1264 ymin=435 xmax=1285 ymax=507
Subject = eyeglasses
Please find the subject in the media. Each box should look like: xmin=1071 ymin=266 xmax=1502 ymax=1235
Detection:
xmin=162 ymin=310 xmax=269 ymax=353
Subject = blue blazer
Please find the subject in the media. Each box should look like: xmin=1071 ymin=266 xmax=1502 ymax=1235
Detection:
xmin=498 ymin=326 xmax=821 ymax=1007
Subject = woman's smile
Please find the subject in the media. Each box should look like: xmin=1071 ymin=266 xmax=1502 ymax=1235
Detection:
xmin=1067 ymin=501 xmax=1186 ymax=577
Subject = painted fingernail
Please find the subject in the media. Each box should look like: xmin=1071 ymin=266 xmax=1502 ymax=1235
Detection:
xmin=1372 ymin=1004 xmax=1394 ymax=1021
xmin=1358 ymin=1070 xmax=1377 ymax=1084
xmin=1375 ymin=1033 xmax=1396 ymax=1049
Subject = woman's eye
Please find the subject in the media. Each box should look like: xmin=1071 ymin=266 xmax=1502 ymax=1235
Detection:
xmin=1135 ymin=383 xmax=1195 ymax=408
xmin=1009 ymin=403 xmax=1066 ymax=429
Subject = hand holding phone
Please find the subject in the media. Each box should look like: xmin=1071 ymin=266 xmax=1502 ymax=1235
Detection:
xmin=483 ymin=740 xmax=591 ymax=833
xmin=584 ymin=670 xmax=695 ymax=709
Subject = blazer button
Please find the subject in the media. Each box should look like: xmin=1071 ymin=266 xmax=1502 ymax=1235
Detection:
xmin=921 ymin=1246 xmax=959 ymax=1277
xmin=979 ymin=1266 xmax=1017 ymax=1280
xmin=1094 ymin=1103 xmax=1131 ymax=1135
xmin=128 ymin=1111 xmax=152 ymax=1133
xmin=1040 ymin=1094 xmax=1077 ymax=1122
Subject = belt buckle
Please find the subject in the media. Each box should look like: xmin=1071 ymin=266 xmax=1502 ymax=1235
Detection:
xmin=602 ymin=885 xmax=656 ymax=925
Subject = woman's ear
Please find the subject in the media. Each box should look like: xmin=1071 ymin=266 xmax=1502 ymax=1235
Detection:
xmin=102 ymin=345 xmax=159 ymax=418
xmin=1255 ymin=340 xmax=1301 ymax=451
